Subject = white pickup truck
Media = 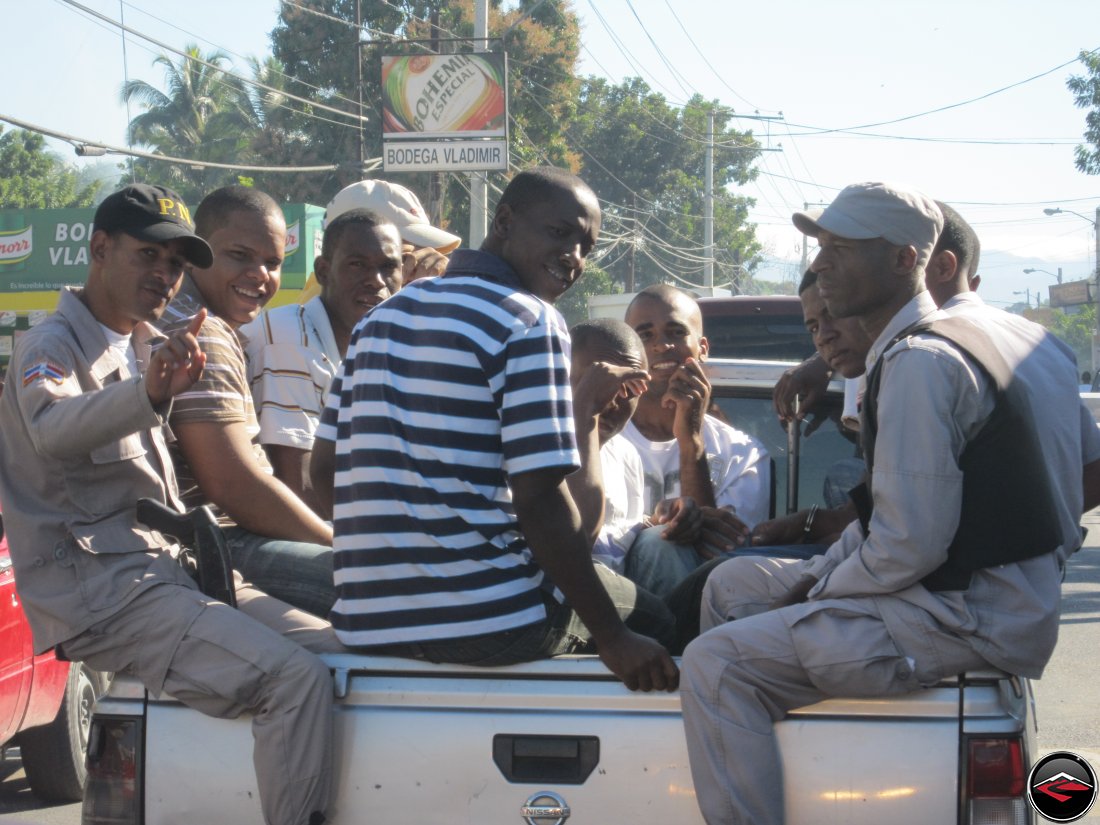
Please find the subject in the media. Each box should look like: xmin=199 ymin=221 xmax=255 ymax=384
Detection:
xmin=80 ymin=359 xmax=1038 ymax=825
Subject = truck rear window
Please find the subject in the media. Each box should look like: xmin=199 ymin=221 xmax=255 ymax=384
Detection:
xmin=710 ymin=388 xmax=860 ymax=516
xmin=703 ymin=315 xmax=815 ymax=362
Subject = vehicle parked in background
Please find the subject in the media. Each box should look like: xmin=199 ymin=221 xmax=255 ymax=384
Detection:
xmin=0 ymin=510 xmax=108 ymax=802
xmin=591 ymin=292 xmax=812 ymax=363
xmin=1081 ymin=391 xmax=1100 ymax=425
xmin=82 ymin=359 xmax=1036 ymax=825
xmin=699 ymin=294 xmax=813 ymax=362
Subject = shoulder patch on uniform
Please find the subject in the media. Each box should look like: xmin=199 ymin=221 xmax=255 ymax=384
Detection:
xmin=22 ymin=360 xmax=66 ymax=386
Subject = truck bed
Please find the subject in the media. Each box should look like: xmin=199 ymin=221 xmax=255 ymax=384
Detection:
xmin=96 ymin=654 xmax=1029 ymax=825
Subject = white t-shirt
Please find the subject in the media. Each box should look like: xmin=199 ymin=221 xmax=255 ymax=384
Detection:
xmin=592 ymin=434 xmax=646 ymax=570
xmin=621 ymin=414 xmax=770 ymax=529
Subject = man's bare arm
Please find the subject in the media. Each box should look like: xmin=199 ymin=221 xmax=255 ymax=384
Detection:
xmin=567 ymin=362 xmax=649 ymax=544
xmin=773 ymin=352 xmax=831 ymax=424
xmin=309 ymin=436 xmax=336 ymax=521
xmin=664 ymin=357 xmax=716 ymax=507
xmin=511 ymin=467 xmax=678 ymax=692
xmin=265 ymin=443 xmax=324 ymax=516
xmin=174 ymin=419 xmax=333 ymax=545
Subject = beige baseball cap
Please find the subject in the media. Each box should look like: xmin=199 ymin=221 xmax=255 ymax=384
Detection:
xmin=325 ymin=179 xmax=462 ymax=254
xmin=792 ymin=181 xmax=943 ymax=266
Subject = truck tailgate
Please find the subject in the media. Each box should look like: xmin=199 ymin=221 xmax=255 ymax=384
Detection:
xmin=140 ymin=655 xmax=971 ymax=825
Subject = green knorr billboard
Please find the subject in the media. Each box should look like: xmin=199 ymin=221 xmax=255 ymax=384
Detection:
xmin=0 ymin=203 xmax=323 ymax=374
xmin=0 ymin=203 xmax=324 ymax=293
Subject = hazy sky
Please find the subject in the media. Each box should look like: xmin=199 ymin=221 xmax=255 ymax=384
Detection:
xmin=4 ymin=0 xmax=1100 ymax=308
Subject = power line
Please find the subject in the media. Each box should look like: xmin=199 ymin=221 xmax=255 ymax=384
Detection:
xmin=584 ymin=0 xmax=685 ymax=102
xmin=659 ymin=0 xmax=773 ymax=113
xmin=783 ymin=46 xmax=1100 ymax=136
xmin=0 ymin=112 xmax=377 ymax=174
xmin=623 ymin=0 xmax=694 ymax=100
xmin=59 ymin=0 xmax=368 ymax=125
xmin=106 ymin=0 xmax=365 ymax=111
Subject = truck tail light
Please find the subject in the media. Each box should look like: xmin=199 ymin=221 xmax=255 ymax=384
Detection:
xmin=82 ymin=715 xmax=143 ymax=825
xmin=964 ymin=736 xmax=1029 ymax=825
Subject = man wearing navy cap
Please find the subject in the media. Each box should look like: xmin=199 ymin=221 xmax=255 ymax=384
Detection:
xmin=680 ymin=182 xmax=1084 ymax=825
xmin=0 ymin=184 xmax=341 ymax=825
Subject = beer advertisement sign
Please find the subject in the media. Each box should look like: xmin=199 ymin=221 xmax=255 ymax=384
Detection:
xmin=381 ymin=52 xmax=509 ymax=173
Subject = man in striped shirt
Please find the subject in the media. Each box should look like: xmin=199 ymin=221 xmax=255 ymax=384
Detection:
xmin=312 ymin=167 xmax=679 ymax=691
xmin=157 ymin=185 xmax=335 ymax=617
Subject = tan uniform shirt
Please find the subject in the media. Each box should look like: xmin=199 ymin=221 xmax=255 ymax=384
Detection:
xmin=0 ymin=288 xmax=195 ymax=653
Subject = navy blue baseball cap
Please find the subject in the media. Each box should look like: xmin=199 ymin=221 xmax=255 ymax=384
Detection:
xmin=94 ymin=184 xmax=214 ymax=268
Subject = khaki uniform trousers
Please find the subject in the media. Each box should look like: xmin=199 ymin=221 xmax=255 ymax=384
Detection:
xmin=680 ymin=556 xmax=986 ymax=825
xmin=60 ymin=576 xmax=344 ymax=825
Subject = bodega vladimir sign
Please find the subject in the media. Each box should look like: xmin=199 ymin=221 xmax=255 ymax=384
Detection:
xmin=381 ymin=52 xmax=509 ymax=173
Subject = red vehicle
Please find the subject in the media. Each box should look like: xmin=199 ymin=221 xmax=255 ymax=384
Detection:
xmin=0 ymin=509 xmax=107 ymax=801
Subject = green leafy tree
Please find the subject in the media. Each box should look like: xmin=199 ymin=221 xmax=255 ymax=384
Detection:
xmin=231 ymin=55 xmax=334 ymax=202
xmin=0 ymin=128 xmax=98 ymax=209
xmin=122 ymin=45 xmax=252 ymax=201
xmin=1042 ymin=304 xmax=1095 ymax=368
xmin=570 ymin=78 xmax=761 ymax=293
xmin=1068 ymin=49 xmax=1100 ymax=174
xmin=556 ymin=262 xmax=618 ymax=327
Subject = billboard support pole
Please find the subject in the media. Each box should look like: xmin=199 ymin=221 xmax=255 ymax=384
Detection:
xmin=355 ymin=0 xmax=365 ymax=177
xmin=468 ymin=0 xmax=490 ymax=248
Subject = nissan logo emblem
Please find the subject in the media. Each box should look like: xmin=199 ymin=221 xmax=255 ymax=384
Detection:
xmin=521 ymin=790 xmax=571 ymax=825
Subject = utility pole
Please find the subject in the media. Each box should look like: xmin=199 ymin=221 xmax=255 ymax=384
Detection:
xmin=699 ymin=107 xmax=783 ymax=292
xmin=799 ymin=200 xmax=831 ymax=275
xmin=468 ymin=0 xmax=490 ymax=247
xmin=1044 ymin=206 xmax=1100 ymax=370
xmin=627 ymin=193 xmax=637 ymax=293
xmin=799 ymin=201 xmax=810 ymax=275
xmin=355 ymin=0 xmax=365 ymax=178
xmin=1094 ymin=205 xmax=1100 ymax=373
xmin=703 ymin=107 xmax=714 ymax=292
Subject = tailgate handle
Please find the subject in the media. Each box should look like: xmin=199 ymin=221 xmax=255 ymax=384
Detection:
xmin=493 ymin=734 xmax=599 ymax=784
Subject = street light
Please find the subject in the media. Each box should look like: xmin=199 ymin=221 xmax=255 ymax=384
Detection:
xmin=1041 ymin=205 xmax=1100 ymax=370
xmin=1013 ymin=288 xmax=1035 ymax=308
xmin=1023 ymin=267 xmax=1062 ymax=284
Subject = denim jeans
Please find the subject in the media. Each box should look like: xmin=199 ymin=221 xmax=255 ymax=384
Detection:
xmin=622 ymin=525 xmax=713 ymax=599
xmin=824 ymin=457 xmax=867 ymax=509
xmin=662 ymin=544 xmax=829 ymax=655
xmin=225 ymin=526 xmax=335 ymax=619
xmin=351 ymin=562 xmax=677 ymax=665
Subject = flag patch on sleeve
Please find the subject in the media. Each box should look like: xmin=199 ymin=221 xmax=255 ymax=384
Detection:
xmin=22 ymin=361 xmax=66 ymax=387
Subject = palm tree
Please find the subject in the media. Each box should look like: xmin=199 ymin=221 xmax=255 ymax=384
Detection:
xmin=229 ymin=55 xmax=339 ymax=202
xmin=121 ymin=45 xmax=251 ymax=200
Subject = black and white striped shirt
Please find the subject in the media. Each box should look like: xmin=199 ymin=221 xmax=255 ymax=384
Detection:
xmin=318 ymin=250 xmax=579 ymax=647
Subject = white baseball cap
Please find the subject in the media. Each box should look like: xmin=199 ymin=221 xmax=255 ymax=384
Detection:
xmin=325 ymin=179 xmax=462 ymax=254
xmin=792 ymin=181 xmax=943 ymax=266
